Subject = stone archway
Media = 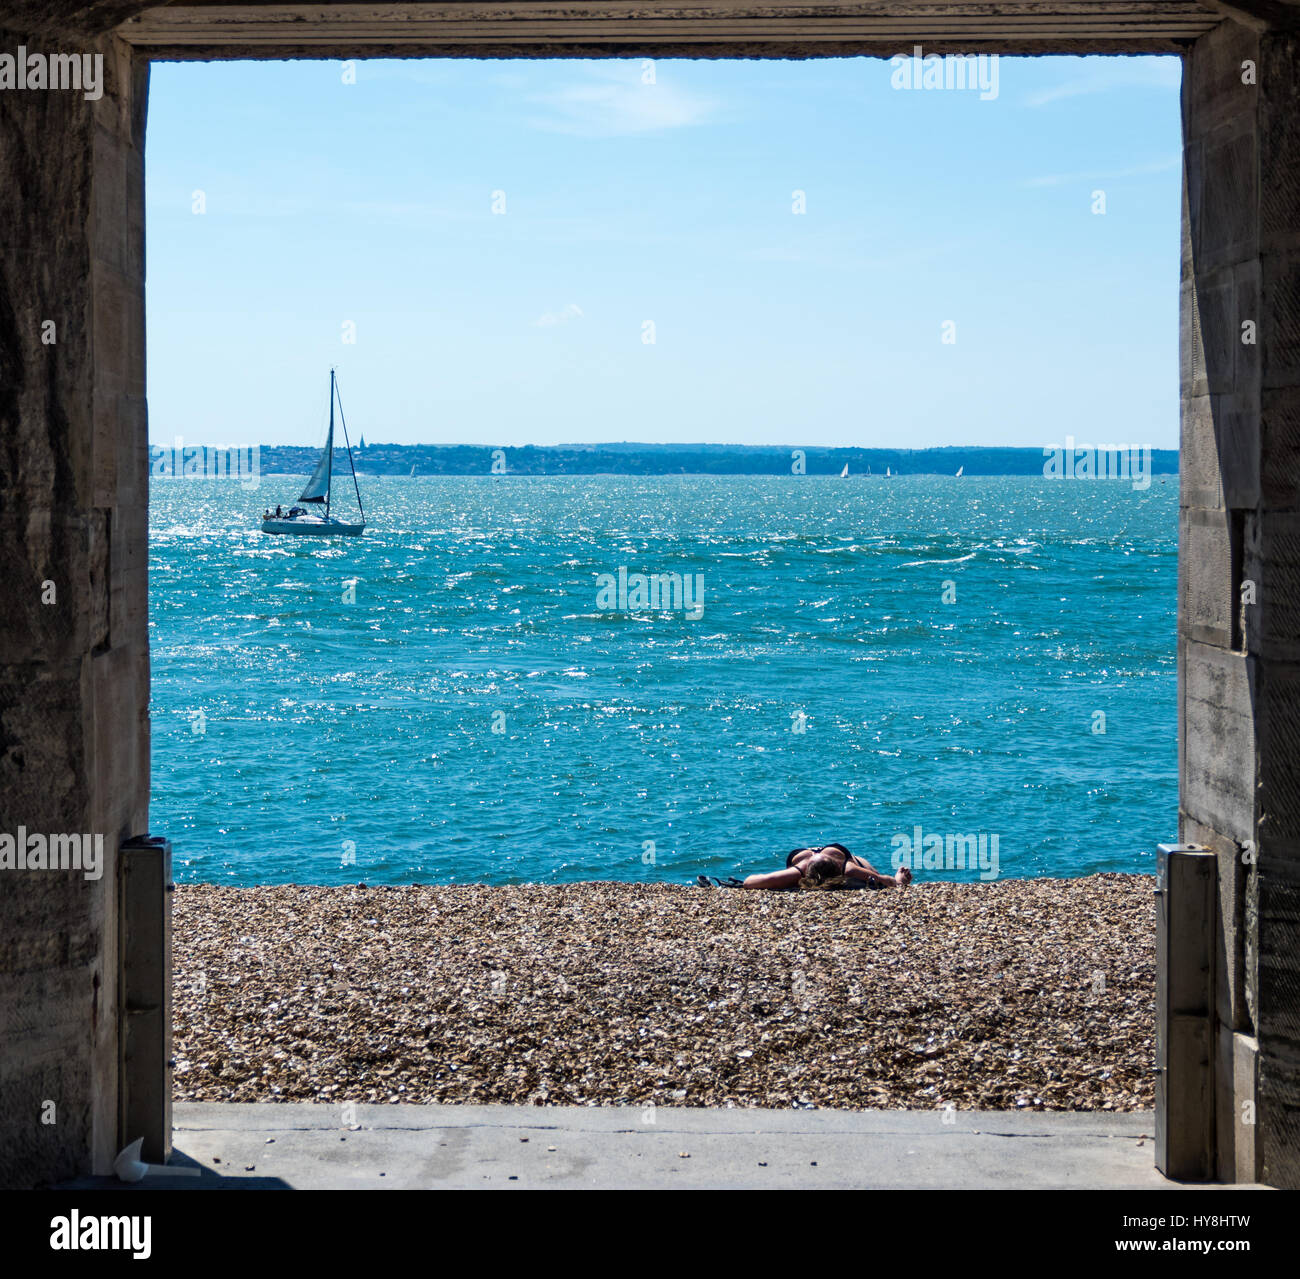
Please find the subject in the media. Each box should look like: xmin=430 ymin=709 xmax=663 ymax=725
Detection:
xmin=1 ymin=1 xmax=1296 ymax=1187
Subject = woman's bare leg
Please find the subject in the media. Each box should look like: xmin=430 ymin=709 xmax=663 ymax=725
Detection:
xmin=742 ymin=868 xmax=803 ymax=891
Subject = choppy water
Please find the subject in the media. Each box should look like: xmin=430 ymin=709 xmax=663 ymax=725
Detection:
xmin=149 ymin=474 xmax=1176 ymax=886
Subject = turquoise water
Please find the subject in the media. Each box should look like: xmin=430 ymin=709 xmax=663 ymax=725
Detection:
xmin=149 ymin=475 xmax=1176 ymax=886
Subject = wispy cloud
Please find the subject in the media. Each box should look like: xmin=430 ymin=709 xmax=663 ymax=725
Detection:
xmin=526 ymin=64 xmax=719 ymax=137
xmin=535 ymin=303 xmax=584 ymax=327
xmin=1020 ymin=156 xmax=1179 ymax=188
xmin=1023 ymin=57 xmax=1181 ymax=108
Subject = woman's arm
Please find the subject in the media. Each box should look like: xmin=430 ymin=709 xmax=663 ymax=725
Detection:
xmin=844 ymin=860 xmax=912 ymax=890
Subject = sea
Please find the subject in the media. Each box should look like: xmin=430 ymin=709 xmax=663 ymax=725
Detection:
xmin=149 ymin=473 xmax=1176 ymax=887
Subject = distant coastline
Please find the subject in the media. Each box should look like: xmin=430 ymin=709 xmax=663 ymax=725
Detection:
xmin=150 ymin=441 xmax=1180 ymax=479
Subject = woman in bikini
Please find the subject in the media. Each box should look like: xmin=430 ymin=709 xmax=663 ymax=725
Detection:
xmin=698 ymin=843 xmax=913 ymax=891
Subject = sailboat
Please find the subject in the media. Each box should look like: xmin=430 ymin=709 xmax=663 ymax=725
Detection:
xmin=955 ymin=465 xmax=964 ymax=477
xmin=261 ymin=371 xmax=366 ymax=537
xmin=840 ymin=462 xmax=850 ymax=478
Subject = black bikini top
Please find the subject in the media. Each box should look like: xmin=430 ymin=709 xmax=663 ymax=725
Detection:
xmin=785 ymin=844 xmax=882 ymax=887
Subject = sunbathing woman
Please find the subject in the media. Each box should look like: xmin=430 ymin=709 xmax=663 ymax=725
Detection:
xmin=698 ymin=843 xmax=913 ymax=891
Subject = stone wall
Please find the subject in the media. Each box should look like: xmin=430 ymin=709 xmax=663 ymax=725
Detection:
xmin=1180 ymin=16 xmax=1300 ymax=1187
xmin=2 ymin=0 xmax=1298 ymax=1188
xmin=0 ymin=30 xmax=148 ymax=1187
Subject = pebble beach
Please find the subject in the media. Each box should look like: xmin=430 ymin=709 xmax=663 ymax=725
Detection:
xmin=173 ymin=874 xmax=1155 ymax=1112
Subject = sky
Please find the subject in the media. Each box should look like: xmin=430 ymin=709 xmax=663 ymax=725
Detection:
xmin=144 ymin=54 xmax=1182 ymax=451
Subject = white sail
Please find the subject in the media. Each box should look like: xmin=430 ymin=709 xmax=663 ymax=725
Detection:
xmin=840 ymin=463 xmax=849 ymax=478
xmin=956 ymin=465 xmax=964 ymax=477
xmin=299 ymin=419 xmax=334 ymax=503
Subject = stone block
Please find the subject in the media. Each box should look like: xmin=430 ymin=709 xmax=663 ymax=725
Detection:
xmin=1260 ymin=385 xmax=1300 ymax=508
xmin=1258 ymin=32 xmax=1300 ymax=256
xmin=1234 ymin=1033 xmax=1261 ymax=1183
xmin=1244 ymin=512 xmax=1300 ymax=661
xmin=0 ymin=513 xmax=103 ymax=670
xmin=115 ymin=391 xmax=148 ymax=510
xmin=1256 ymin=862 xmax=1300 ymax=1188
xmin=1180 ymin=506 xmax=1237 ymax=647
xmin=91 ymin=261 xmax=145 ymax=399
xmin=0 ymin=669 xmax=89 ymax=837
xmin=1255 ymin=663 xmax=1300 ymax=844
xmin=1185 ymin=19 xmax=1259 ymax=144
xmin=91 ymin=125 xmax=131 ymax=279
xmin=0 ymin=961 xmax=95 ymax=1190
xmin=1200 ymin=123 xmax=1258 ymax=272
xmin=1214 ymin=266 xmax=1248 ymax=397
xmin=90 ymin=644 xmax=145 ymax=840
xmin=1235 ymin=257 xmax=1262 ymax=392
xmin=1216 ymin=1030 xmax=1261 ymax=1183
xmin=1181 ymin=393 xmax=1262 ymax=510
xmin=1180 ymin=638 xmax=1256 ymax=846
xmin=1182 ymin=815 xmax=1250 ymax=1033
xmin=1260 ymin=247 xmax=1300 ymax=390
xmin=1181 ymin=393 xmax=1223 ymax=510
xmin=1219 ymin=392 xmax=1264 ymax=508
xmin=1181 ymin=276 xmax=1209 ymax=400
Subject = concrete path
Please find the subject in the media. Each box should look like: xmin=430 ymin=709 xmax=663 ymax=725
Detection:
xmin=56 ymin=1103 xmax=1261 ymax=1189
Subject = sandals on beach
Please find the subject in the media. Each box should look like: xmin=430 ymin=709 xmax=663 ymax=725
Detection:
xmin=696 ymin=875 xmax=746 ymax=889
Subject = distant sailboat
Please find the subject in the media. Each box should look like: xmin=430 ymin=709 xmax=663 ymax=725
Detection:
xmin=410 ymin=465 xmax=416 ymax=477
xmin=261 ymin=371 xmax=366 ymax=537
xmin=955 ymin=465 xmax=964 ymax=477
xmin=886 ymin=466 xmax=893 ymax=478
xmin=840 ymin=463 xmax=850 ymax=478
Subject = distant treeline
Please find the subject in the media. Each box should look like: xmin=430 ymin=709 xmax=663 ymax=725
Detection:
xmin=160 ymin=442 xmax=1180 ymax=478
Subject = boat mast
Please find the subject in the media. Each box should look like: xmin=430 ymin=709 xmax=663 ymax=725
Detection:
xmin=325 ymin=370 xmax=336 ymax=521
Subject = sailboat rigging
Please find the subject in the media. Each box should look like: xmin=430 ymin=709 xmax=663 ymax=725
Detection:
xmin=261 ymin=371 xmax=366 ymax=537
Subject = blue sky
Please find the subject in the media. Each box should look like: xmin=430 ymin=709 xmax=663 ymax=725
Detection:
xmin=145 ymin=54 xmax=1182 ymax=450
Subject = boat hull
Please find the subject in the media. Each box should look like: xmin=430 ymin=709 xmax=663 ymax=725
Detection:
xmin=261 ymin=517 xmax=364 ymax=537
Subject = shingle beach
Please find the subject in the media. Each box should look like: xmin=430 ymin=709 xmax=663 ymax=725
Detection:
xmin=173 ymin=874 xmax=1155 ymax=1111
